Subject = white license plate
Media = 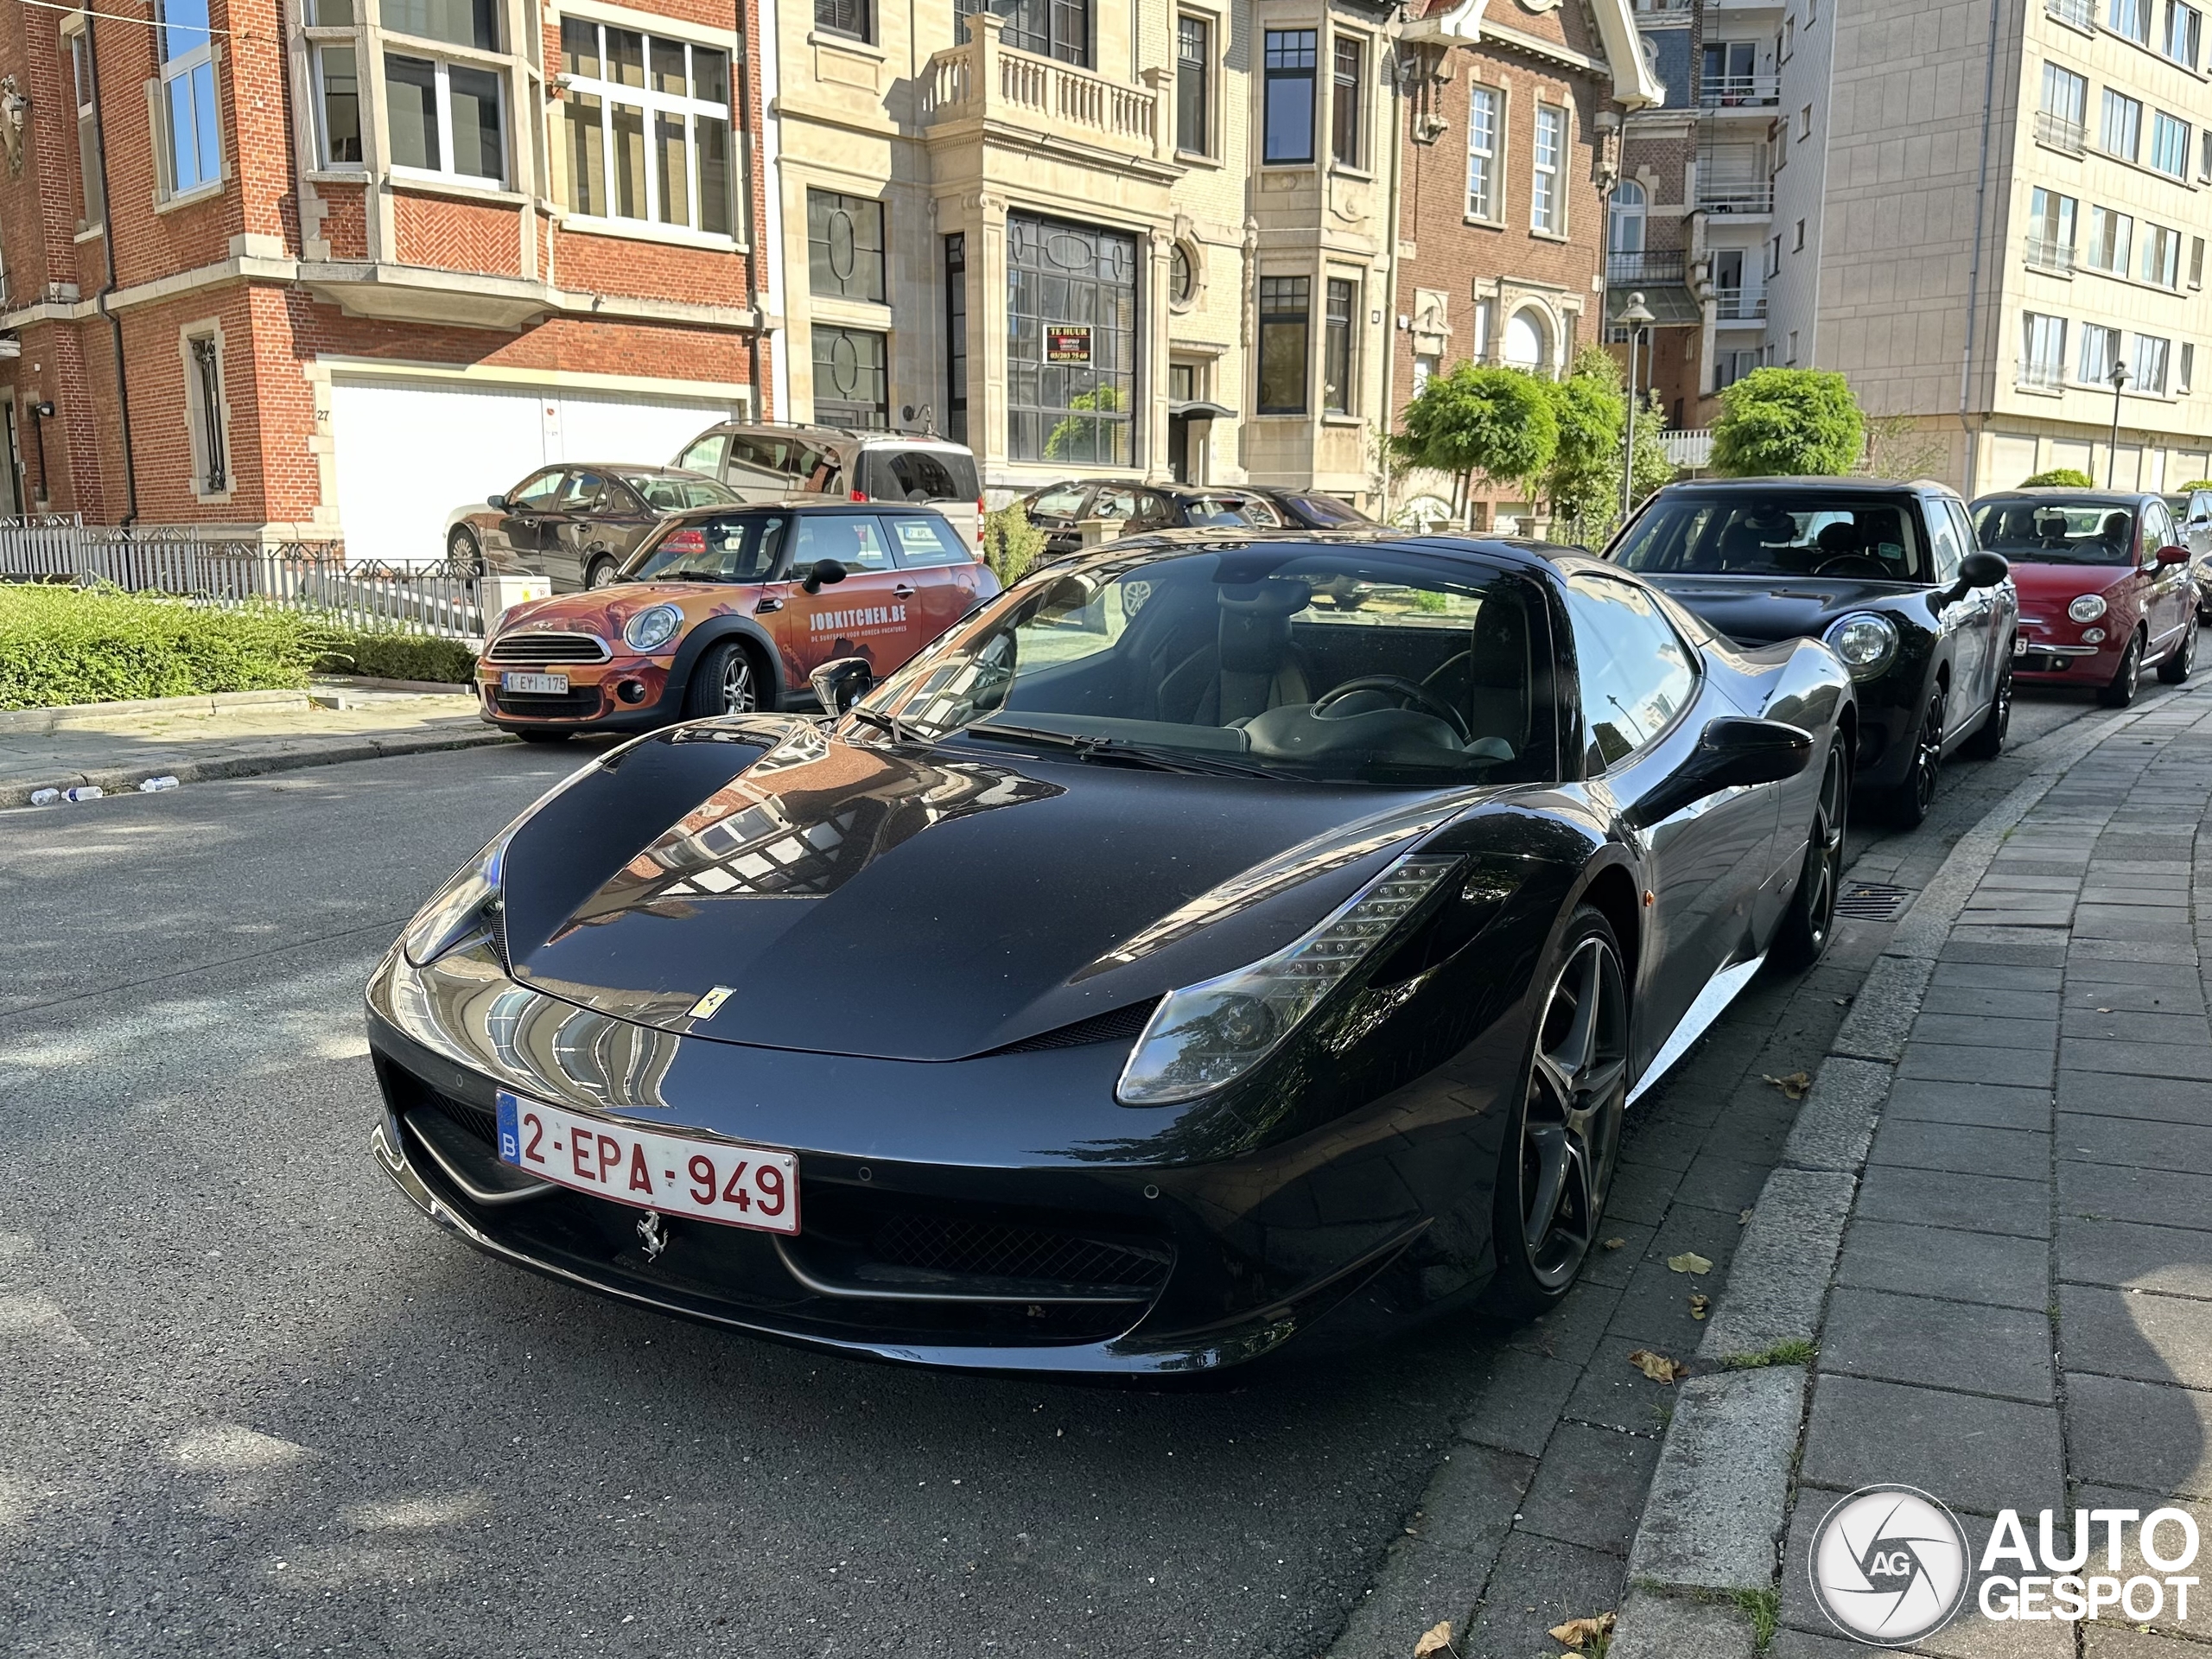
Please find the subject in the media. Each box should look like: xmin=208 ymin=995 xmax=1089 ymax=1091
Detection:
xmin=501 ymin=671 xmax=569 ymax=694
xmin=495 ymin=1091 xmax=799 ymax=1235
xmin=2012 ymin=635 xmax=2028 ymax=656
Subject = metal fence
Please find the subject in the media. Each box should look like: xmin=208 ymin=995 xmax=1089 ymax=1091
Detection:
xmin=0 ymin=518 xmax=483 ymax=638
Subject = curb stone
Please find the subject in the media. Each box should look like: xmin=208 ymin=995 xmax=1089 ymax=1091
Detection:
xmin=0 ymin=686 xmax=308 ymax=736
xmin=1693 ymin=1170 xmax=1854 ymax=1363
xmin=0 ymin=725 xmax=514 ymax=808
xmin=1605 ymin=1587 xmax=1758 ymax=1659
xmin=1624 ymin=1364 xmax=1803 ymax=1592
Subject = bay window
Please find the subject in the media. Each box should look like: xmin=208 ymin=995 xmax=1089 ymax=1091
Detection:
xmin=157 ymin=0 xmax=220 ymax=198
xmin=1263 ymin=31 xmax=1317 ymax=164
xmin=313 ymin=46 xmax=364 ymax=167
xmin=1257 ymin=276 xmax=1310 ymax=413
xmin=560 ymin=19 xmax=737 ymax=238
xmin=1322 ymin=276 xmax=1356 ymax=414
xmin=385 ymin=54 xmax=504 ymax=186
xmin=1331 ymin=34 xmax=1364 ymax=168
xmin=1176 ymin=16 xmax=1210 ymax=156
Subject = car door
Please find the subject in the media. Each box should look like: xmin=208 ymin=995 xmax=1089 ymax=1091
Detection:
xmin=546 ymin=470 xmax=613 ymax=589
xmin=772 ymin=513 xmax=931 ymax=688
xmin=1923 ymin=496 xmax=1989 ymax=730
xmin=2141 ymin=497 xmax=2191 ymax=650
xmin=883 ymin=511 xmax=991 ymax=642
xmin=492 ymin=467 xmax=567 ymax=569
xmin=1564 ymin=569 xmax=1780 ymax=1068
xmin=1945 ymin=497 xmax=2009 ymax=707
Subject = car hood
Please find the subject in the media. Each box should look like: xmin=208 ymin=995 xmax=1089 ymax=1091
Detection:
xmin=494 ymin=721 xmax=1489 ymax=1062
xmin=2006 ymin=558 xmax=2135 ymax=608
xmin=1635 ymin=573 xmax=1924 ymax=646
xmin=493 ymin=583 xmax=750 ymax=639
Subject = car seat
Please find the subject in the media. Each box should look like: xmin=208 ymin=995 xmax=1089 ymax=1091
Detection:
xmin=1421 ymin=593 xmax=1532 ymax=755
xmin=1154 ymin=579 xmax=1314 ymax=726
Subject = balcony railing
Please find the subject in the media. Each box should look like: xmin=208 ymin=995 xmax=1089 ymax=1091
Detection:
xmin=1699 ymin=73 xmax=1782 ymax=107
xmin=2035 ymin=111 xmax=2087 ymax=154
xmin=2045 ymin=0 xmax=2095 ymax=28
xmin=1662 ymin=429 xmax=1714 ymax=467
xmin=2025 ymin=234 xmax=2077 ymax=274
xmin=2018 ymin=359 xmax=2067 ymax=391
xmin=922 ymin=22 xmax=1164 ymax=161
xmin=1697 ymin=180 xmax=1775 ymax=213
xmin=1634 ymin=0 xmax=1693 ymax=11
xmin=1606 ymin=252 xmax=1688 ymax=285
xmin=1714 ymin=289 xmax=1768 ymax=321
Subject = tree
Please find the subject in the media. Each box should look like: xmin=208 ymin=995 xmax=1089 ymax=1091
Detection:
xmin=1541 ymin=347 xmax=1628 ymax=543
xmin=1045 ymin=385 xmax=1123 ymax=463
xmin=1709 ymin=367 xmax=1864 ymax=477
xmin=2020 ymin=467 xmax=2095 ymax=487
xmin=1389 ymin=363 xmax=1559 ymax=520
xmin=2177 ymin=478 xmax=2212 ymax=492
xmin=1859 ymin=414 xmax=1949 ymax=482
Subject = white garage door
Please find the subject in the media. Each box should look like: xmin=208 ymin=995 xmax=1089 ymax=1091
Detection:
xmin=327 ymin=377 xmax=741 ymax=564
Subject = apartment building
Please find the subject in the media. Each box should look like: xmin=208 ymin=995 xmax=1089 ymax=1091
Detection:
xmin=0 ymin=0 xmax=770 ymax=558
xmin=1395 ymin=0 xmax=1659 ymax=529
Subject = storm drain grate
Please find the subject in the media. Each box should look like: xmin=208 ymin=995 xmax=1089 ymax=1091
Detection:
xmin=1835 ymin=883 xmax=1916 ymax=921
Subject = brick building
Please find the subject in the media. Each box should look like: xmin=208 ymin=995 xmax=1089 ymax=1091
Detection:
xmin=1389 ymin=0 xmax=1658 ymax=531
xmin=0 ymin=0 xmax=770 ymax=561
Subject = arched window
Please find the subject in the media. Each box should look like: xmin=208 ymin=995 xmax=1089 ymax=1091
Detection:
xmin=1609 ymin=180 xmax=1647 ymax=257
xmin=1503 ymin=307 xmax=1550 ymax=373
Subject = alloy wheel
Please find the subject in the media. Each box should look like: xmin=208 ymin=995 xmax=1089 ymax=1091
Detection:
xmin=587 ymin=561 xmax=617 ymax=589
xmin=1911 ymin=690 xmax=1945 ymax=817
xmin=720 ymin=651 xmax=756 ymax=714
xmin=1803 ymin=752 xmax=1846 ymax=952
xmin=1519 ymin=935 xmax=1629 ymax=1290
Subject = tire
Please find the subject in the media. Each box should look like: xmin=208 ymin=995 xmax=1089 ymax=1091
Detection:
xmin=2100 ymin=630 xmax=2145 ymax=708
xmin=446 ymin=525 xmax=483 ymax=577
xmin=1884 ymin=683 xmax=1946 ymax=829
xmin=1772 ymin=746 xmax=1849 ymax=969
xmin=1960 ymin=650 xmax=2012 ymax=760
xmin=585 ymin=557 xmax=619 ymax=589
xmin=2158 ymin=619 xmax=2196 ymax=684
xmin=683 ymin=639 xmax=762 ymax=718
xmin=1484 ymin=906 xmax=1630 ymax=1319
xmin=516 ymin=728 xmax=572 ymax=745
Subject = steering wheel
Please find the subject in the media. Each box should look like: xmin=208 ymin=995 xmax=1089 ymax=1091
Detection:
xmin=1811 ymin=554 xmax=1890 ymax=579
xmin=1312 ymin=676 xmax=1473 ymax=745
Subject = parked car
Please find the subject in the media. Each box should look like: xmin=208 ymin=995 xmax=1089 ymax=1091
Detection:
xmin=671 ymin=422 xmax=984 ymax=551
xmin=1972 ymin=488 xmax=2198 ymax=706
xmin=372 ymin=531 xmax=1856 ymax=1372
xmin=1248 ymin=487 xmax=1388 ymax=531
xmin=1605 ymin=477 xmax=2017 ymax=827
xmin=1013 ymin=480 xmax=1289 ymax=556
xmin=2163 ymin=486 xmax=2212 ymax=621
xmin=443 ymin=465 xmax=737 ymax=591
xmin=473 ymin=501 xmax=996 ymax=741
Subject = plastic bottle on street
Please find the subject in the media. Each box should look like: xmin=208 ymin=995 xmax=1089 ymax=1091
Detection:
xmin=62 ymin=785 xmax=105 ymax=803
xmin=29 ymin=788 xmax=60 ymax=805
xmin=139 ymin=776 xmax=180 ymax=792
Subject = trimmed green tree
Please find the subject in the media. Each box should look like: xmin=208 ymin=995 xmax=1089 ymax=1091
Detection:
xmin=1389 ymin=363 xmax=1559 ymax=522
xmin=1709 ymin=367 xmax=1865 ymax=477
xmin=1541 ymin=347 xmax=1627 ymax=542
xmin=2019 ymin=467 xmax=2095 ymax=487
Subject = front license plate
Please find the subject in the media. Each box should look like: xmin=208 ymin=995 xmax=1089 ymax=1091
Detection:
xmin=2012 ymin=635 xmax=2028 ymax=656
xmin=501 ymin=671 xmax=569 ymax=694
xmin=495 ymin=1091 xmax=799 ymax=1235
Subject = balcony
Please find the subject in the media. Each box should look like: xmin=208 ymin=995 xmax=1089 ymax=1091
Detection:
xmin=2018 ymin=359 xmax=2067 ymax=391
xmin=2035 ymin=111 xmax=2087 ymax=155
xmin=1697 ymin=180 xmax=1775 ymax=214
xmin=921 ymin=19 xmax=1168 ymax=171
xmin=2024 ymin=234 xmax=2076 ymax=274
xmin=1714 ymin=289 xmax=1768 ymax=321
xmin=1699 ymin=73 xmax=1781 ymax=108
xmin=1607 ymin=252 xmax=1688 ymax=285
xmin=2045 ymin=0 xmax=2095 ymax=28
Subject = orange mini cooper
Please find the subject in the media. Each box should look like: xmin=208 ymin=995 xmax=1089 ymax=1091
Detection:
xmin=476 ymin=501 xmax=997 ymax=741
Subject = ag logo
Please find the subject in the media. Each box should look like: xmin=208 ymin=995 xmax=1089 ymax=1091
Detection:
xmin=1808 ymin=1485 xmax=1970 ymax=1646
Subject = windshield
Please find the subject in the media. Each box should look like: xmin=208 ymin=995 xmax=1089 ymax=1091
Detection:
xmin=1181 ymin=494 xmax=1278 ymax=528
xmin=626 ymin=474 xmax=738 ymax=512
xmin=1971 ymin=499 xmax=2136 ymax=565
xmin=1612 ymin=493 xmax=1929 ymax=582
xmin=1282 ymin=493 xmax=1376 ymax=527
xmin=623 ymin=515 xmax=783 ymax=582
xmin=856 ymin=548 xmax=1556 ymax=787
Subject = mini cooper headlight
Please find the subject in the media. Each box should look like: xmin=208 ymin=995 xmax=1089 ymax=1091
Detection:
xmin=1116 ymin=854 xmax=1461 ymax=1105
xmin=623 ymin=604 xmax=683 ymax=652
xmin=2069 ymin=594 xmax=2108 ymax=624
xmin=1821 ymin=613 xmax=1898 ymax=680
xmin=401 ymin=829 xmax=513 ymax=967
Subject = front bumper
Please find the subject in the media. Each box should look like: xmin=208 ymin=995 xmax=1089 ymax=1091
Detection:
xmin=474 ymin=658 xmax=680 ymax=732
xmin=2013 ymin=632 xmax=2112 ymax=680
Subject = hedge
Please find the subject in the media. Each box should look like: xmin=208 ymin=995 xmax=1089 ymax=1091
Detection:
xmin=0 ymin=585 xmax=478 ymax=710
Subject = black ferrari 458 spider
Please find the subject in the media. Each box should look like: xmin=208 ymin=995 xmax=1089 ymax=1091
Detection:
xmin=366 ymin=534 xmax=1856 ymax=1373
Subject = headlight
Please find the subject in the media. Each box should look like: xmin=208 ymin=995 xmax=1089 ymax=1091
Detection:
xmin=2069 ymin=594 xmax=2108 ymax=624
xmin=1821 ymin=613 xmax=1898 ymax=680
xmin=623 ymin=604 xmax=683 ymax=652
xmin=1116 ymin=854 xmax=1461 ymax=1105
xmin=401 ymin=830 xmax=513 ymax=967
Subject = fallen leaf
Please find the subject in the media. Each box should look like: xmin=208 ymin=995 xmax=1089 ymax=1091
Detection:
xmin=1690 ymin=1294 xmax=1710 ymax=1320
xmin=1738 ymin=1208 xmax=1756 ymax=1225
xmin=1413 ymin=1619 xmax=1455 ymax=1657
xmin=1602 ymin=1236 xmax=1626 ymax=1251
xmin=1764 ymin=1071 xmax=1814 ymax=1100
xmin=1628 ymin=1349 xmax=1685 ymax=1383
xmin=1548 ymin=1611 xmax=1618 ymax=1648
xmin=1667 ymin=1251 xmax=1713 ymax=1275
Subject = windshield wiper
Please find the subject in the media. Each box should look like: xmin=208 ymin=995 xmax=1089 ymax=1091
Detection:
xmin=843 ymin=705 xmax=919 ymax=744
xmin=962 ymin=722 xmax=1279 ymax=778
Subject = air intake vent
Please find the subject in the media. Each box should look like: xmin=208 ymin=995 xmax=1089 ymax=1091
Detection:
xmin=486 ymin=632 xmax=613 ymax=665
xmin=983 ymin=999 xmax=1160 ymax=1056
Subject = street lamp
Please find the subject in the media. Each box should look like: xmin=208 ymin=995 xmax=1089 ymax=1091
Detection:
xmin=2107 ymin=359 xmax=2130 ymax=486
xmin=1618 ymin=291 xmax=1656 ymax=520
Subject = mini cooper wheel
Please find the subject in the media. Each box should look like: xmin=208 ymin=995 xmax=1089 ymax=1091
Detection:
xmin=2101 ymin=630 xmax=2145 ymax=707
xmin=1485 ymin=906 xmax=1629 ymax=1318
xmin=1961 ymin=650 xmax=2012 ymax=759
xmin=1773 ymin=747 xmax=1848 ymax=969
xmin=685 ymin=639 xmax=760 ymax=717
xmin=1885 ymin=684 xmax=1946 ymax=828
xmin=2159 ymin=620 xmax=2197 ymax=684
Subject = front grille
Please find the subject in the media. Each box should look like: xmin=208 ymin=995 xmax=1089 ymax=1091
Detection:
xmin=984 ymin=999 xmax=1159 ymax=1056
xmin=493 ymin=687 xmax=604 ymax=719
xmin=869 ymin=1211 xmax=1170 ymax=1293
xmin=423 ymin=1088 xmax=499 ymax=1146
xmin=486 ymin=632 xmax=612 ymax=665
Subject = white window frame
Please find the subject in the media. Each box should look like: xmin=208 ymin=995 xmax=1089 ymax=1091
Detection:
xmin=2165 ymin=0 xmax=2202 ymax=64
xmin=2022 ymin=311 xmax=2068 ymax=387
xmin=2152 ymin=111 xmax=2191 ymax=179
xmin=2113 ymin=0 xmax=2154 ymax=43
xmin=311 ymin=42 xmax=365 ymax=170
xmin=2102 ymin=89 xmax=2144 ymax=162
xmin=1465 ymin=79 xmax=1500 ymax=222
xmin=63 ymin=20 xmax=105 ymax=232
xmin=156 ymin=0 xmax=222 ymax=202
xmin=2143 ymin=220 xmax=2183 ymax=287
xmin=2080 ymin=321 xmax=2120 ymax=383
xmin=557 ymin=16 xmax=742 ymax=246
xmin=2088 ymin=205 xmax=2135 ymax=273
xmin=385 ymin=52 xmax=508 ymax=189
xmin=1530 ymin=102 xmax=1565 ymax=236
xmin=2133 ymin=332 xmax=2171 ymax=394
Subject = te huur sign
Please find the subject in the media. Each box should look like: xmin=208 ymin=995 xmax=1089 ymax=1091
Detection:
xmin=1045 ymin=327 xmax=1094 ymax=365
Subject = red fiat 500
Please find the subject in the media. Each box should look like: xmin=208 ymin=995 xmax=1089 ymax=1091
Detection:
xmin=1969 ymin=489 xmax=2200 ymax=707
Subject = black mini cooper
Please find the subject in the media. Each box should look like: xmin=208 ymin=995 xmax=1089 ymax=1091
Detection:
xmin=1605 ymin=478 xmax=2018 ymax=826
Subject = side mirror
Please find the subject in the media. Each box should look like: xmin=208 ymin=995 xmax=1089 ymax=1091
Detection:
xmin=2157 ymin=543 xmax=2191 ymax=568
xmin=1938 ymin=549 xmax=2008 ymax=608
xmin=486 ymin=493 xmax=508 ymax=512
xmin=800 ymin=558 xmax=849 ymax=595
xmin=1624 ymin=717 xmax=1813 ymax=829
xmin=810 ymin=655 xmax=874 ymax=715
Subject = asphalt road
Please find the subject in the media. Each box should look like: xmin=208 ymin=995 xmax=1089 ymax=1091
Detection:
xmin=0 ymin=679 xmax=2177 ymax=1659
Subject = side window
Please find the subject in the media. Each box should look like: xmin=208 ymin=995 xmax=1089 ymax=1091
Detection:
xmin=1091 ymin=486 xmax=1141 ymax=522
xmin=2144 ymin=499 xmax=2174 ymax=558
xmin=793 ymin=513 xmax=892 ymax=571
xmin=675 ymin=433 xmax=727 ymax=476
xmin=1030 ymin=485 xmax=1091 ymax=518
xmin=512 ymin=469 xmax=565 ymax=510
xmin=887 ymin=514 xmax=969 ymax=568
xmin=1945 ymin=501 xmax=1980 ymax=565
xmin=1924 ymin=501 xmax=1963 ymax=582
xmin=1238 ymin=495 xmax=1285 ymax=526
xmin=887 ymin=449 xmax=959 ymax=500
xmin=558 ymin=471 xmax=608 ymax=512
xmin=1564 ymin=571 xmax=1699 ymax=772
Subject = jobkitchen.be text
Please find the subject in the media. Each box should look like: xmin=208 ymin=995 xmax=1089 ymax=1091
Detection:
xmin=1978 ymin=1506 xmax=2200 ymax=1623
xmin=809 ymin=606 xmax=906 ymax=631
